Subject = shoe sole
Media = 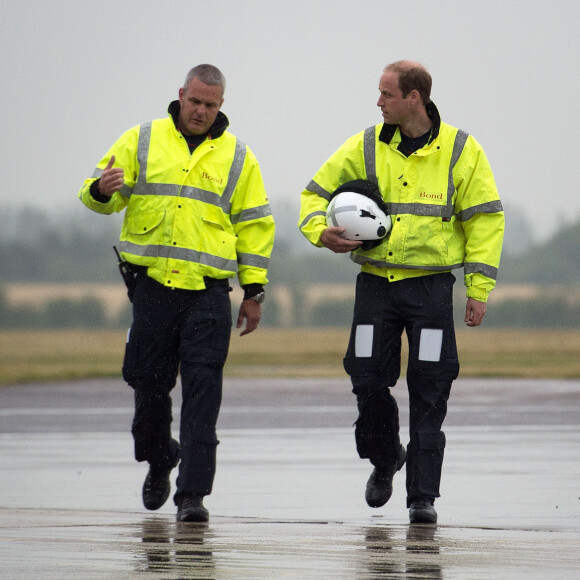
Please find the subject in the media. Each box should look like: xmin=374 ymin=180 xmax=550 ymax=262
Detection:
xmin=142 ymin=476 xmax=171 ymax=511
xmin=409 ymin=508 xmax=437 ymax=524
xmin=176 ymin=508 xmax=209 ymax=523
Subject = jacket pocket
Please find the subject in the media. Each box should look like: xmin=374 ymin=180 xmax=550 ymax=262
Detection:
xmin=126 ymin=210 xmax=166 ymax=236
xmin=405 ymin=215 xmax=449 ymax=266
xmin=201 ymin=217 xmax=237 ymax=266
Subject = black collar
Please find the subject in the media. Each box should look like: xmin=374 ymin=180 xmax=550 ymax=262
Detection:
xmin=378 ymin=101 xmax=441 ymax=145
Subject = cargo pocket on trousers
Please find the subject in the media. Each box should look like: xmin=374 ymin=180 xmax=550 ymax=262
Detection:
xmin=122 ymin=326 xmax=178 ymax=389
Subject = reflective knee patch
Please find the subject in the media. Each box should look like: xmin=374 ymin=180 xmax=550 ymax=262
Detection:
xmin=407 ymin=323 xmax=459 ymax=381
xmin=344 ymin=321 xmax=401 ymax=383
xmin=354 ymin=324 xmax=374 ymax=357
xmin=418 ymin=328 xmax=443 ymax=362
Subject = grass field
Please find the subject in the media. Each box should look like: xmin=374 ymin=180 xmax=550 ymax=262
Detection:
xmin=1 ymin=327 xmax=579 ymax=385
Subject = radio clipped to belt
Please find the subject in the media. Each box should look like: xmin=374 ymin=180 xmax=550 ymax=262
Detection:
xmin=114 ymin=246 xmax=137 ymax=302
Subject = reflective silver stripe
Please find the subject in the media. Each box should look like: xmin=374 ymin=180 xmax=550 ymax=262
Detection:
xmin=92 ymin=168 xmax=103 ymax=178
xmin=464 ymin=262 xmax=498 ymax=279
xmin=327 ymin=205 xmax=356 ymax=228
xmin=332 ymin=205 xmax=357 ymax=214
xmin=306 ymin=180 xmax=331 ymax=201
xmin=180 ymin=186 xmax=227 ymax=210
xmin=238 ymin=252 xmax=270 ymax=269
xmin=119 ymin=184 xmax=133 ymax=198
xmin=127 ymin=182 xmax=229 ymax=210
xmin=130 ymin=122 xmax=153 ymax=198
xmin=179 ymin=248 xmax=237 ymax=272
xmin=387 ymin=202 xmax=442 ymax=217
xmin=350 ymin=254 xmax=498 ymax=280
xmin=456 ymin=200 xmax=504 ymax=222
xmin=299 ymin=210 xmax=326 ymax=230
xmin=118 ymin=241 xmax=238 ymax=272
xmin=363 ymin=127 xmax=377 ymax=184
xmin=351 ymin=253 xmax=463 ymax=271
xmin=221 ymin=139 xmax=247 ymax=209
xmin=442 ymin=129 xmax=469 ymax=219
xmin=131 ymin=183 xmax=179 ymax=197
xmin=230 ymin=205 xmax=273 ymax=225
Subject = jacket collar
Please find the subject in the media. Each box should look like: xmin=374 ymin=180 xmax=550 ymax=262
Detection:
xmin=378 ymin=100 xmax=441 ymax=145
xmin=167 ymin=100 xmax=230 ymax=140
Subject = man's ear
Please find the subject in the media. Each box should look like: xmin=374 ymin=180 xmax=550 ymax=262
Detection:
xmin=409 ymin=89 xmax=421 ymax=106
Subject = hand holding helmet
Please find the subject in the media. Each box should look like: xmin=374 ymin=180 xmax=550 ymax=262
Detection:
xmin=326 ymin=180 xmax=391 ymax=251
xmin=320 ymin=226 xmax=363 ymax=253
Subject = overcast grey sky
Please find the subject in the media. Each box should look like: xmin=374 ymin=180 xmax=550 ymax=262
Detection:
xmin=1 ymin=0 xmax=578 ymax=243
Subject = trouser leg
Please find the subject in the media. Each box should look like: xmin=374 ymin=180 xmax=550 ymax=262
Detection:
xmin=405 ymin=374 xmax=452 ymax=504
xmin=123 ymin=274 xmax=181 ymax=470
xmin=403 ymin=274 xmax=460 ymax=505
xmin=132 ymin=387 xmax=180 ymax=470
xmin=175 ymin=286 xmax=232 ymax=500
xmin=176 ymin=364 xmax=223 ymax=498
xmin=344 ymin=273 xmax=405 ymax=467
xmin=351 ymin=381 xmax=404 ymax=467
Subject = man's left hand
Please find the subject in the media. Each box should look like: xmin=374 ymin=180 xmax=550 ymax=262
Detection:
xmin=237 ymin=299 xmax=261 ymax=336
xmin=464 ymin=297 xmax=487 ymax=327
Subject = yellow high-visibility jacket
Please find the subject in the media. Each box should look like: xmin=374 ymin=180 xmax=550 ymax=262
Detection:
xmin=299 ymin=103 xmax=504 ymax=302
xmin=79 ymin=108 xmax=275 ymax=291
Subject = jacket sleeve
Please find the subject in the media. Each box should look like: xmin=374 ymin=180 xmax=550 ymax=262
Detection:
xmin=298 ymin=132 xmax=367 ymax=246
xmin=77 ymin=125 xmax=140 ymax=215
xmin=454 ymin=137 xmax=505 ymax=302
xmin=229 ymin=146 xmax=275 ymax=287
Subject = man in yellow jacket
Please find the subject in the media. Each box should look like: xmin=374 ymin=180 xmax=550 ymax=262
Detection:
xmin=299 ymin=60 xmax=504 ymax=524
xmin=79 ymin=64 xmax=275 ymax=522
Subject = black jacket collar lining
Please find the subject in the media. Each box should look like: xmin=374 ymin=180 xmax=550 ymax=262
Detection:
xmin=378 ymin=101 xmax=441 ymax=145
xmin=167 ymin=100 xmax=229 ymax=140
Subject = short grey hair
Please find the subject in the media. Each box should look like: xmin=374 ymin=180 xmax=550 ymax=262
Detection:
xmin=183 ymin=64 xmax=226 ymax=95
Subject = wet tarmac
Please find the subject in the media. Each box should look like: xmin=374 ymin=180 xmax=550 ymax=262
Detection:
xmin=0 ymin=377 xmax=579 ymax=578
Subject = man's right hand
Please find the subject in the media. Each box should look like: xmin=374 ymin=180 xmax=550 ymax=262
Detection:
xmin=98 ymin=155 xmax=125 ymax=197
xmin=320 ymin=226 xmax=363 ymax=253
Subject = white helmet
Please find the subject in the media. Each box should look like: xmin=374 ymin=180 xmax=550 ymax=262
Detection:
xmin=326 ymin=180 xmax=391 ymax=249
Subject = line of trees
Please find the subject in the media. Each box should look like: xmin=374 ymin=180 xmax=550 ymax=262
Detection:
xmin=1 ymin=206 xmax=579 ymax=328
xmin=2 ymin=284 xmax=580 ymax=329
xmin=0 ymin=289 xmax=131 ymax=329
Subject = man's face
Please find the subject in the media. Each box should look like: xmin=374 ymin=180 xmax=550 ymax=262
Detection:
xmin=377 ymin=70 xmax=410 ymax=125
xmin=178 ymin=77 xmax=224 ymax=136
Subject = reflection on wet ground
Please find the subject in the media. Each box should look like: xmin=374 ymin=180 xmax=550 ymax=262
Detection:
xmin=138 ymin=519 xmax=216 ymax=577
xmin=361 ymin=525 xmax=442 ymax=579
xmin=127 ymin=516 xmax=580 ymax=579
xmin=134 ymin=519 xmax=446 ymax=579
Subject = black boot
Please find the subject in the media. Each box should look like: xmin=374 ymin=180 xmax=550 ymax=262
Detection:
xmin=142 ymin=439 xmax=180 ymax=511
xmin=142 ymin=466 xmax=173 ymax=511
xmin=176 ymin=495 xmax=209 ymax=522
xmin=365 ymin=446 xmax=407 ymax=508
xmin=409 ymin=498 xmax=437 ymax=524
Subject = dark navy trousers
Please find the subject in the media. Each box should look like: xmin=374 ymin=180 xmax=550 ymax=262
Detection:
xmin=343 ymin=272 xmax=460 ymax=506
xmin=122 ymin=274 xmax=232 ymax=502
